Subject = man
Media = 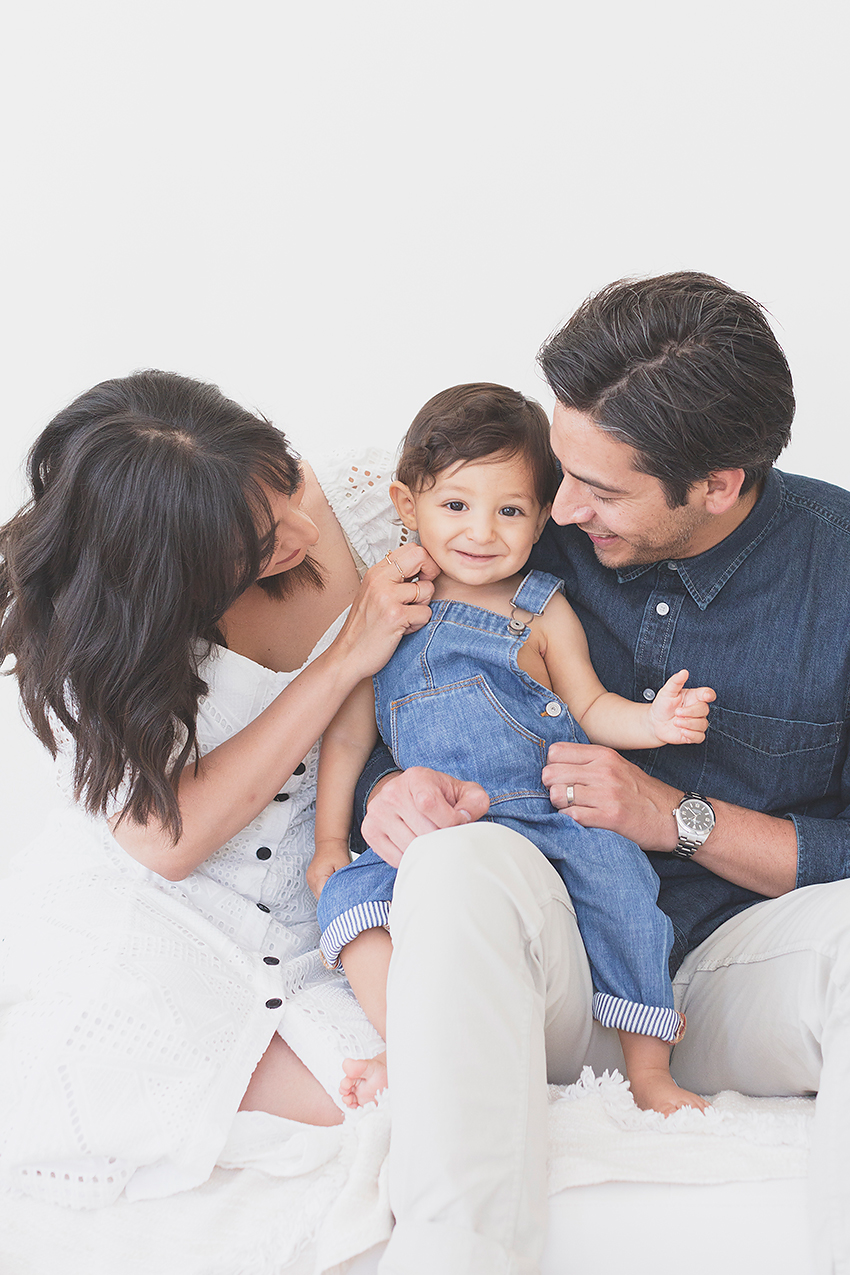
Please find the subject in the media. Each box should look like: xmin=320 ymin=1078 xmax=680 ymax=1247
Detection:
xmin=358 ymin=273 xmax=850 ymax=1275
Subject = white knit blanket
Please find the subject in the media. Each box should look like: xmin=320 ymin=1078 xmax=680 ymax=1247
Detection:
xmin=0 ymin=1069 xmax=813 ymax=1275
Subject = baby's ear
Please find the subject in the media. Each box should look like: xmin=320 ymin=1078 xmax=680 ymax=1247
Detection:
xmin=533 ymin=503 xmax=551 ymax=542
xmin=390 ymin=480 xmax=418 ymax=530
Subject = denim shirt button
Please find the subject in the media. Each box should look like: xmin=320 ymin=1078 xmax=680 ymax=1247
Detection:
xmin=655 ymin=602 xmax=670 ymax=616
xmin=643 ymin=688 xmax=656 ymax=701
xmin=544 ymin=701 xmax=562 ymax=717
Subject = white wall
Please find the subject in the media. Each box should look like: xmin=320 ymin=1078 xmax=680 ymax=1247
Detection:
xmin=2 ymin=0 xmax=847 ymax=859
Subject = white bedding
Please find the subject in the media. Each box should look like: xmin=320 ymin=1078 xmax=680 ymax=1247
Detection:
xmin=0 ymin=1070 xmax=813 ymax=1275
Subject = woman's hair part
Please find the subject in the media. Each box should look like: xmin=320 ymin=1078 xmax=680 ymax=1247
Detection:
xmin=0 ymin=369 xmax=309 ymax=842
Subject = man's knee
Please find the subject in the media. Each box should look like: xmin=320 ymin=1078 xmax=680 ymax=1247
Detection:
xmin=396 ymin=821 xmax=568 ymax=912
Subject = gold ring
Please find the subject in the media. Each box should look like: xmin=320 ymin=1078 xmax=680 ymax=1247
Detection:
xmin=385 ymin=551 xmax=405 ymax=581
xmin=411 ymin=580 xmax=421 ymax=603
xmin=566 ymin=785 xmax=575 ymax=806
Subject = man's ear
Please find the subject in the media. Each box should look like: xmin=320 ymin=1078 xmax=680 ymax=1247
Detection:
xmin=390 ymin=480 xmax=418 ymax=530
xmin=533 ymin=503 xmax=551 ymax=542
xmin=703 ymin=469 xmax=747 ymax=515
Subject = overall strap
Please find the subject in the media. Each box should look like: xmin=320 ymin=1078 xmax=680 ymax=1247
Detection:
xmin=510 ymin=570 xmax=565 ymax=616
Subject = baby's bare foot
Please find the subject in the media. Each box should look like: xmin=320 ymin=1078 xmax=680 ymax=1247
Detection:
xmin=339 ymin=1052 xmax=388 ymax=1109
xmin=629 ymin=1068 xmax=709 ymax=1117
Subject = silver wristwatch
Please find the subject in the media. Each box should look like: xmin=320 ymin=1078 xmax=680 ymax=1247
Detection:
xmin=672 ymin=792 xmax=716 ymax=859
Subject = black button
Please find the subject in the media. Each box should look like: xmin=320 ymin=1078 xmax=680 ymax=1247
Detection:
xmin=257 ymin=903 xmax=270 ymax=913
xmin=263 ymin=956 xmax=280 ymax=965
xmin=293 ymin=763 xmax=306 ymax=776
xmin=256 ymin=846 xmax=272 ymax=860
xmin=274 ymin=793 xmax=289 ymax=802
xmin=265 ymin=998 xmax=282 ymax=1009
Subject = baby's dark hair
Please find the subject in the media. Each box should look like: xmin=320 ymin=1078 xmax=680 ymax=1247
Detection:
xmin=396 ymin=383 xmax=559 ymax=507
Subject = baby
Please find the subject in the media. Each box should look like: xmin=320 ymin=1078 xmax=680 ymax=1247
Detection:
xmin=310 ymin=383 xmax=714 ymax=1116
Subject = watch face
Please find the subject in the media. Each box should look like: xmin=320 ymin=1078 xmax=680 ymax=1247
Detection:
xmin=680 ymin=798 xmax=714 ymax=835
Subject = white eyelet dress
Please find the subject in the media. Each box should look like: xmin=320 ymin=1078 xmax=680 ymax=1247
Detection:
xmin=0 ymin=450 xmax=400 ymax=1209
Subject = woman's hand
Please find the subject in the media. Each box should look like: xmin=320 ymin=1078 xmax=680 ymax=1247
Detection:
xmin=333 ymin=544 xmax=440 ymax=681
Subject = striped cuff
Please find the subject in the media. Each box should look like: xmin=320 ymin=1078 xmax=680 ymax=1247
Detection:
xmin=319 ymin=900 xmax=391 ymax=969
xmin=592 ymin=992 xmax=685 ymax=1043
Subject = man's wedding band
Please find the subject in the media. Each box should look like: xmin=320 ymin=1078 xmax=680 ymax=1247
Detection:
xmin=385 ymin=552 xmax=406 ymax=580
xmin=566 ymin=785 xmax=575 ymax=806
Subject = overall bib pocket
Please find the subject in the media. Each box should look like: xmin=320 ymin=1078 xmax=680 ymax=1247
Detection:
xmin=389 ymin=675 xmax=549 ymax=801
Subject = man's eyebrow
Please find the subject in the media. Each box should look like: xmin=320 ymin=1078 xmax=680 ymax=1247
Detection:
xmin=567 ymin=469 xmax=630 ymax=495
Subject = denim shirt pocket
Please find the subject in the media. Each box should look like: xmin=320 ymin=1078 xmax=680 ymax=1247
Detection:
xmin=702 ymin=704 xmax=844 ymax=810
xmin=389 ymin=675 xmax=549 ymax=801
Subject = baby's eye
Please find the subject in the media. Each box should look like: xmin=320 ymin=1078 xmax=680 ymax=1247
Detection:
xmin=499 ymin=505 xmax=523 ymax=517
xmin=444 ymin=500 xmax=467 ymax=512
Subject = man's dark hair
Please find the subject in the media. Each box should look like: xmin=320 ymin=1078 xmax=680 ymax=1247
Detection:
xmin=537 ymin=271 xmax=795 ymax=506
xmin=397 ymin=382 xmax=559 ymax=507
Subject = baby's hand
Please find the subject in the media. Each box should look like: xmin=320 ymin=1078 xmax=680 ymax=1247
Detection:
xmin=650 ymin=669 xmax=715 ymax=745
xmin=307 ymin=842 xmax=351 ymax=899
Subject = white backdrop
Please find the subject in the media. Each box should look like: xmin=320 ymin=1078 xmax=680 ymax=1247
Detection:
xmin=1 ymin=0 xmax=848 ymax=856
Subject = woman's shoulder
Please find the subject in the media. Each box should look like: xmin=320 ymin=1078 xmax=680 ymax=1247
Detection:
xmin=311 ymin=447 xmax=414 ymax=568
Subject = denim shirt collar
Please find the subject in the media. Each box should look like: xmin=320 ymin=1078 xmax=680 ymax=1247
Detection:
xmin=615 ymin=468 xmax=786 ymax=610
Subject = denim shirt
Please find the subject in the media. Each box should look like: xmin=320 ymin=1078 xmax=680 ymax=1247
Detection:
xmin=354 ymin=468 xmax=850 ymax=968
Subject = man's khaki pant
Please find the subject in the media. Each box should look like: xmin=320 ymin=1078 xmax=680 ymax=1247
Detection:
xmin=377 ymin=823 xmax=850 ymax=1275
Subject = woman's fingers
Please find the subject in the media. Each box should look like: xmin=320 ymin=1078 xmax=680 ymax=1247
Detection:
xmin=387 ymin=542 xmax=440 ymax=581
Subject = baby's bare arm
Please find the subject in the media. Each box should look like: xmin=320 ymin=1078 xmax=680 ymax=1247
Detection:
xmin=538 ymin=595 xmax=712 ymax=749
xmin=309 ymin=679 xmax=379 ymax=898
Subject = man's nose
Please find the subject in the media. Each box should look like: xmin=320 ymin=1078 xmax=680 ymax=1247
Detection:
xmin=551 ymin=475 xmax=593 ymax=526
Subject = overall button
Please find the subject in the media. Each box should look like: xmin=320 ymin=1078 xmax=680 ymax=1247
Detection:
xmin=265 ymin=998 xmax=283 ymax=1009
xmin=544 ymin=701 xmax=562 ymax=717
xmin=257 ymin=903 xmax=270 ymax=913
xmin=655 ymin=602 xmax=670 ymax=616
xmin=293 ymin=762 xmax=306 ymax=776
xmin=274 ymin=793 xmax=290 ymax=802
xmin=643 ymin=688 xmax=656 ymax=701
xmin=256 ymin=846 xmax=272 ymax=860
xmin=263 ymin=956 xmax=280 ymax=965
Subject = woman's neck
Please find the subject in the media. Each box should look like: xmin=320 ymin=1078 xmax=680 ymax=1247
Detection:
xmin=220 ymin=463 xmax=361 ymax=672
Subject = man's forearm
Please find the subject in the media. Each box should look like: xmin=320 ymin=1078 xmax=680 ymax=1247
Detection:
xmin=683 ymin=798 xmax=797 ymax=897
xmin=543 ymin=742 xmax=800 ymax=897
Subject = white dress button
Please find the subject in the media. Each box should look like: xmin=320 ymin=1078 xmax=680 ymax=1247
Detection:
xmin=643 ymin=688 xmax=656 ymax=701
xmin=656 ymin=602 xmax=670 ymax=616
xmin=545 ymin=701 xmax=562 ymax=717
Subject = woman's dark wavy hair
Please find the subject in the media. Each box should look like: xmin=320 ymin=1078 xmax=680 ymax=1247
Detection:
xmin=538 ymin=271 xmax=795 ymax=507
xmin=0 ymin=370 xmax=308 ymax=842
xmin=397 ymin=382 xmax=559 ymax=507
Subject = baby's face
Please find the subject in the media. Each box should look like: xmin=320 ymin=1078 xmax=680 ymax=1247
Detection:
xmin=402 ymin=453 xmax=549 ymax=587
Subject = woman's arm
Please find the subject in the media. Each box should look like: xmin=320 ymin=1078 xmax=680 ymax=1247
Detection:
xmin=308 ymin=678 xmax=379 ymax=899
xmin=110 ymin=544 xmax=435 ymax=880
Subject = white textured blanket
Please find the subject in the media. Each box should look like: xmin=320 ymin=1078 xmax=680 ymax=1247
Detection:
xmin=0 ymin=1070 xmax=812 ymax=1275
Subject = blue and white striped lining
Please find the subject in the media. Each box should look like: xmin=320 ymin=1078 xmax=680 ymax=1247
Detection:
xmin=319 ymin=901 xmax=391 ymax=969
xmin=592 ymin=992 xmax=684 ymax=1043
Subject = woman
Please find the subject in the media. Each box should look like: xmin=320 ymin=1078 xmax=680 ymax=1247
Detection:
xmin=0 ymin=370 xmax=434 ymax=1207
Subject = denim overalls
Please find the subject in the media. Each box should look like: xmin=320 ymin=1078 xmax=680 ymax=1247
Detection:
xmin=317 ymin=571 xmax=683 ymax=1041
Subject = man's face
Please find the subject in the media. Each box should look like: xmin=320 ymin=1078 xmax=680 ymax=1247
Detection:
xmin=549 ymin=404 xmax=715 ymax=568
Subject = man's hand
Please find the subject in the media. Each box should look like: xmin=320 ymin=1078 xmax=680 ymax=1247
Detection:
xmin=361 ymin=766 xmax=490 ymax=868
xmin=542 ymin=741 xmax=680 ymax=853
